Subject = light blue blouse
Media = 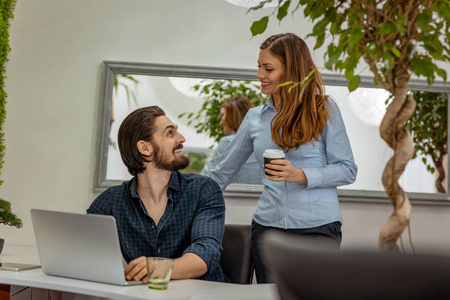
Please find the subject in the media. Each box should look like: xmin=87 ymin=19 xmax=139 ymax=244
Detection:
xmin=209 ymin=98 xmax=357 ymax=229
xmin=201 ymin=134 xmax=264 ymax=185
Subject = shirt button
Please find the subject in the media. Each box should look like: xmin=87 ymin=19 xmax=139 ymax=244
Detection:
xmin=157 ymin=249 xmax=161 ymax=253
xmin=151 ymin=225 xmax=155 ymax=229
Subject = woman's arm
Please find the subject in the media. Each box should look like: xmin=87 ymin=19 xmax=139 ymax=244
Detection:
xmin=265 ymin=99 xmax=357 ymax=188
xmin=201 ymin=136 xmax=232 ymax=177
xmin=209 ymin=116 xmax=254 ymax=190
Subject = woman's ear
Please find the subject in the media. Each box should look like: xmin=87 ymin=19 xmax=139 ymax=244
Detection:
xmin=137 ymin=140 xmax=152 ymax=157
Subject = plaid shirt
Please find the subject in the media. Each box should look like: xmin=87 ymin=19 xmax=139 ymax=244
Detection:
xmin=87 ymin=172 xmax=229 ymax=282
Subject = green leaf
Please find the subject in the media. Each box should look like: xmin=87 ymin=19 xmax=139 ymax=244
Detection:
xmin=345 ymin=54 xmax=359 ymax=70
xmin=367 ymin=42 xmax=379 ymax=54
xmin=412 ymin=59 xmax=435 ymax=78
xmin=416 ymin=12 xmax=430 ymax=30
xmin=348 ymin=31 xmax=364 ymax=48
xmin=397 ymin=24 xmax=406 ymax=37
xmin=314 ymin=33 xmax=325 ymax=49
xmin=312 ymin=18 xmax=329 ymax=36
xmin=330 ymin=21 xmax=341 ymax=35
xmin=325 ymin=54 xmax=339 ymax=70
xmin=348 ymin=75 xmax=361 ymax=91
xmin=345 ymin=69 xmax=353 ymax=81
xmin=436 ymin=1 xmax=450 ymax=20
xmin=383 ymin=52 xmax=395 ymax=71
xmin=251 ymin=16 xmax=269 ymax=36
xmin=277 ymin=1 xmax=290 ymax=21
xmin=397 ymin=11 xmax=407 ymax=24
xmin=279 ymin=81 xmax=293 ymax=87
xmin=246 ymin=1 xmax=266 ymax=11
xmin=436 ymin=68 xmax=447 ymax=82
xmin=384 ymin=43 xmax=393 ymax=50
xmin=380 ymin=23 xmax=396 ymax=35
xmin=310 ymin=1 xmax=328 ymax=20
xmin=391 ymin=48 xmax=402 ymax=58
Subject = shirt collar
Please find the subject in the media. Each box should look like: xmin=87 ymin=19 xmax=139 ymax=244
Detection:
xmin=168 ymin=171 xmax=182 ymax=192
xmin=130 ymin=177 xmax=139 ymax=198
xmin=259 ymin=96 xmax=275 ymax=115
xmin=129 ymin=171 xmax=181 ymax=198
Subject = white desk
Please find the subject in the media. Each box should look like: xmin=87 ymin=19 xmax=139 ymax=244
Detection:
xmin=0 ymin=246 xmax=280 ymax=300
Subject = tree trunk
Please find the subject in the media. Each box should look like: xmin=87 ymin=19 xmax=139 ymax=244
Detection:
xmin=434 ymin=153 xmax=446 ymax=193
xmin=378 ymin=88 xmax=417 ymax=251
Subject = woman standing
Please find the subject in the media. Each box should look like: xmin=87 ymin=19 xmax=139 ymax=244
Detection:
xmin=201 ymin=96 xmax=264 ymax=185
xmin=209 ymin=33 xmax=357 ymax=283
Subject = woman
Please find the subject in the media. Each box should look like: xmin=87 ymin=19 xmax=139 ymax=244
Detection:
xmin=209 ymin=33 xmax=357 ymax=283
xmin=201 ymin=96 xmax=264 ymax=185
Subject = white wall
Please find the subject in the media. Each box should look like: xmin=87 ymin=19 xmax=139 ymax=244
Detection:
xmin=3 ymin=0 xmax=450 ymax=252
xmin=3 ymin=0 xmax=315 ymax=246
xmin=225 ymin=197 xmax=450 ymax=254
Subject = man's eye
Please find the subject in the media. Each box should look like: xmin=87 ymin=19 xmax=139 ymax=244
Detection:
xmin=266 ymin=69 xmax=273 ymax=72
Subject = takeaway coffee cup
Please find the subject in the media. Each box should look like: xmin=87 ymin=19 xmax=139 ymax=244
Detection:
xmin=263 ymin=149 xmax=285 ymax=176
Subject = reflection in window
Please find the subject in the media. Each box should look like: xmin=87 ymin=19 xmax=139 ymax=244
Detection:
xmin=106 ymin=74 xmax=447 ymax=194
xmin=106 ymin=74 xmax=215 ymax=181
xmin=331 ymin=85 xmax=447 ymax=194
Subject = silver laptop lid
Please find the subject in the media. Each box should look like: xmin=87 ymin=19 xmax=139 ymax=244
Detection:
xmin=30 ymin=209 xmax=140 ymax=286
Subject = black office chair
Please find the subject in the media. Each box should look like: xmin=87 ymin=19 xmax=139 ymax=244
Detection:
xmin=262 ymin=230 xmax=450 ymax=300
xmin=220 ymin=224 xmax=254 ymax=284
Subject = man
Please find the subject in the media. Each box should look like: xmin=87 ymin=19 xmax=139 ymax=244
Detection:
xmin=87 ymin=106 xmax=228 ymax=282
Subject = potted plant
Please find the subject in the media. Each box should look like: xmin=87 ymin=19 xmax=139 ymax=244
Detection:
xmin=0 ymin=0 xmax=19 ymax=255
xmin=0 ymin=199 xmax=22 ymax=254
xmin=249 ymin=0 xmax=450 ymax=251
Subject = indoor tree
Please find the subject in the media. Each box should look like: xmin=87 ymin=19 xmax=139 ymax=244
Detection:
xmin=249 ymin=0 xmax=450 ymax=251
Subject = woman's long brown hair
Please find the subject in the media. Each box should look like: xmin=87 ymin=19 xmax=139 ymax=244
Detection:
xmin=222 ymin=96 xmax=254 ymax=133
xmin=260 ymin=33 xmax=329 ymax=152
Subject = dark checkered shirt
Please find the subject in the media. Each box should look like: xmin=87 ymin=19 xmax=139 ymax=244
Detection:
xmin=87 ymin=171 xmax=229 ymax=282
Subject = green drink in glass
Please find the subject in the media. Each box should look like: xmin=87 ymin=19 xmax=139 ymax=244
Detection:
xmin=147 ymin=257 xmax=173 ymax=290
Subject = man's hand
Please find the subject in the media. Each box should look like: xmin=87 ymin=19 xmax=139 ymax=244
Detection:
xmin=265 ymin=159 xmax=308 ymax=184
xmin=125 ymin=256 xmax=148 ymax=282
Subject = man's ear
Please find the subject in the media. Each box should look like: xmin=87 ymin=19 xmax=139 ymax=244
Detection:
xmin=137 ymin=140 xmax=153 ymax=157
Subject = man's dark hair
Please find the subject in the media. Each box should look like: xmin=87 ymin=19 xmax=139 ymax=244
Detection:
xmin=118 ymin=106 xmax=165 ymax=176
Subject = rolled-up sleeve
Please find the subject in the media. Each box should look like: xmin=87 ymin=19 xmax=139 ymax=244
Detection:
xmin=182 ymin=179 xmax=225 ymax=274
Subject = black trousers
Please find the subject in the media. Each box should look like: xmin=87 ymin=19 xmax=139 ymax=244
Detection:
xmin=251 ymin=220 xmax=342 ymax=283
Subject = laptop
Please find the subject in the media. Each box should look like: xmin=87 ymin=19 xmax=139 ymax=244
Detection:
xmin=30 ymin=209 xmax=142 ymax=286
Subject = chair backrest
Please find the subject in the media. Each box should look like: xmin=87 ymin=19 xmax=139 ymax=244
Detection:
xmin=262 ymin=230 xmax=450 ymax=300
xmin=220 ymin=224 xmax=254 ymax=284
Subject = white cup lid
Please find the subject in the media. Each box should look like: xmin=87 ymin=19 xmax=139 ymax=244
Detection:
xmin=263 ymin=149 xmax=285 ymax=158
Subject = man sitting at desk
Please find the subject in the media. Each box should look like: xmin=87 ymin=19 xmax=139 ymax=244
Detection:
xmin=87 ymin=106 xmax=228 ymax=282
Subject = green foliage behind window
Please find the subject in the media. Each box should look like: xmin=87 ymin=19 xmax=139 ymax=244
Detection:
xmin=180 ymin=152 xmax=210 ymax=174
xmin=406 ymin=91 xmax=448 ymax=192
xmin=179 ymin=80 xmax=267 ymax=146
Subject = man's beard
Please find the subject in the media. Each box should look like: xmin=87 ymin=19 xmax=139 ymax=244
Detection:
xmin=151 ymin=142 xmax=190 ymax=171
